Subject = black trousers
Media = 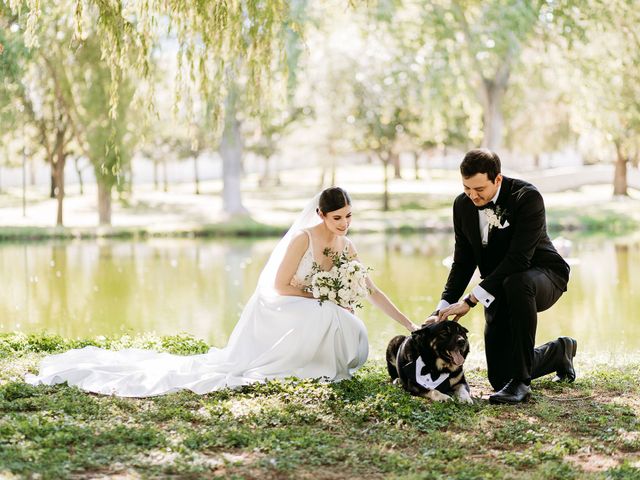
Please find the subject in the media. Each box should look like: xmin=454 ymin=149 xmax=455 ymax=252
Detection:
xmin=484 ymin=267 xmax=566 ymax=391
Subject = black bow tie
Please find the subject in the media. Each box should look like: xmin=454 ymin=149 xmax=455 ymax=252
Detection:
xmin=477 ymin=201 xmax=496 ymax=211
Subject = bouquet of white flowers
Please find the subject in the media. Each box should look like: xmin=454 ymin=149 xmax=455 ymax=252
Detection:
xmin=306 ymin=247 xmax=371 ymax=310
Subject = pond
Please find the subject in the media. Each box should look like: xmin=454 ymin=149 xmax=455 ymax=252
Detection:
xmin=1 ymin=233 xmax=639 ymax=365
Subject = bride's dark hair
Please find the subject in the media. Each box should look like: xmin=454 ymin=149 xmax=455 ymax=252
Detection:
xmin=318 ymin=187 xmax=351 ymax=215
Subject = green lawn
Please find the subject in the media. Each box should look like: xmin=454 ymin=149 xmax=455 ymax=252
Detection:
xmin=1 ymin=333 xmax=639 ymax=479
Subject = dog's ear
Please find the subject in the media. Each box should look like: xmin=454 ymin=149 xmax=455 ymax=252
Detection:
xmin=445 ymin=321 xmax=469 ymax=335
xmin=411 ymin=324 xmax=434 ymax=338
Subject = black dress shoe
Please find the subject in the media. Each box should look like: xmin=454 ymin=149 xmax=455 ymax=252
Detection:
xmin=553 ymin=337 xmax=577 ymax=383
xmin=489 ymin=379 xmax=532 ymax=405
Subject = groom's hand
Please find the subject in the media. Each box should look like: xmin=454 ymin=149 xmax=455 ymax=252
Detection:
xmin=437 ymin=302 xmax=470 ymax=322
xmin=423 ymin=314 xmax=439 ymax=326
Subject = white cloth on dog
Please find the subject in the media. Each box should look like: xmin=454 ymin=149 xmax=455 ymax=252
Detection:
xmin=415 ymin=356 xmax=450 ymax=390
xmin=26 ymin=194 xmax=369 ymax=397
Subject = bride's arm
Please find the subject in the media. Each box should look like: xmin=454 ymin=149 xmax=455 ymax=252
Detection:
xmin=274 ymin=232 xmax=315 ymax=298
xmin=346 ymin=239 xmax=419 ymax=332
xmin=366 ymin=277 xmax=419 ymax=332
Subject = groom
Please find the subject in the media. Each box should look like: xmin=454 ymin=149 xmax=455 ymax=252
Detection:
xmin=429 ymin=148 xmax=576 ymax=404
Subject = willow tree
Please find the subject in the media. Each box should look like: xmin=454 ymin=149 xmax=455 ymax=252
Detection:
xmin=75 ymin=33 xmax=136 ymax=224
xmin=4 ymin=1 xmax=138 ymax=225
xmin=1 ymin=2 xmax=79 ymax=226
xmin=11 ymin=0 xmax=306 ymax=216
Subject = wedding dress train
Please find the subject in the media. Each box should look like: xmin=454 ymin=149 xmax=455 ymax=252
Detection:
xmin=26 ymin=207 xmax=369 ymax=397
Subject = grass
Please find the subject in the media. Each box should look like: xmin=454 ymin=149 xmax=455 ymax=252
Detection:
xmin=3 ymin=201 xmax=639 ymax=242
xmin=3 ymin=179 xmax=640 ymax=242
xmin=1 ymin=332 xmax=639 ymax=478
xmin=546 ymin=207 xmax=640 ymax=235
xmin=0 ymin=217 xmax=287 ymax=243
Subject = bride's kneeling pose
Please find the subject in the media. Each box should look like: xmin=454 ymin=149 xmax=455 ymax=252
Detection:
xmin=26 ymin=187 xmax=418 ymax=397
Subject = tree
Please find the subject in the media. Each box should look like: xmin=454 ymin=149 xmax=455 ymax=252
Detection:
xmin=566 ymin=1 xmax=640 ymax=197
xmin=422 ymin=0 xmax=587 ymax=152
xmin=73 ymin=31 xmax=136 ymax=224
xmin=346 ymin=2 xmax=473 ymax=209
xmin=12 ymin=0 xmax=307 ymax=195
xmin=245 ymin=107 xmax=308 ymax=187
xmin=1 ymin=3 xmax=80 ymax=226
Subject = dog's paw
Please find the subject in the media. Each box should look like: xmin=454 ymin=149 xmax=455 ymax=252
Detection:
xmin=392 ymin=378 xmax=401 ymax=386
xmin=426 ymin=390 xmax=452 ymax=402
xmin=455 ymin=387 xmax=474 ymax=404
xmin=457 ymin=393 xmax=474 ymax=404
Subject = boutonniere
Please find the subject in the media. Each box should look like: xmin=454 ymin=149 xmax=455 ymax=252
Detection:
xmin=483 ymin=206 xmax=510 ymax=230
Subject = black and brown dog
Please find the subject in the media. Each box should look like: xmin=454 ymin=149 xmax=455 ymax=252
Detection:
xmin=386 ymin=321 xmax=472 ymax=403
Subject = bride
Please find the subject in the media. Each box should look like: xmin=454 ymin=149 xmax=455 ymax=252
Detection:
xmin=26 ymin=187 xmax=418 ymax=397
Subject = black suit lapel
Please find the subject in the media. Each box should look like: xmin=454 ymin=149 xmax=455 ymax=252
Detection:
xmin=487 ymin=177 xmax=512 ymax=244
xmin=495 ymin=176 xmax=512 ymax=209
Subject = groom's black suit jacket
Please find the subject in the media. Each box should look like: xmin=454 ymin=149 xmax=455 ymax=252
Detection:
xmin=441 ymin=176 xmax=570 ymax=305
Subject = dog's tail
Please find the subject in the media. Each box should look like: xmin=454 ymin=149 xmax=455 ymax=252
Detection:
xmin=386 ymin=335 xmax=406 ymax=380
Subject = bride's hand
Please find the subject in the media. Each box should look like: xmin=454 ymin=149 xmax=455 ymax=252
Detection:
xmin=407 ymin=322 xmax=420 ymax=332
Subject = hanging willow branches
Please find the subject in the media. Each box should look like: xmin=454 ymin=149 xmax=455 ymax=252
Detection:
xmin=10 ymin=0 xmax=305 ymax=129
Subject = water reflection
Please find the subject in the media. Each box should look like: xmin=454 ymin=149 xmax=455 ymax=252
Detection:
xmin=1 ymin=234 xmax=639 ymax=362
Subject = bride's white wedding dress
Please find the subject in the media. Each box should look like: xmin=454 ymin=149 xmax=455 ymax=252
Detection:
xmin=25 ymin=197 xmax=369 ymax=397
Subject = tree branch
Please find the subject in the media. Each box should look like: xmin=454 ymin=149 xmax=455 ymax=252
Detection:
xmin=42 ymin=55 xmax=92 ymax=160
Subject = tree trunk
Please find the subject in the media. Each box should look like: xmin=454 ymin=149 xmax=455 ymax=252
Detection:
xmin=219 ymin=89 xmax=247 ymax=215
xmin=97 ymin=182 xmax=112 ymax=225
xmin=413 ymin=151 xmax=420 ymax=180
xmin=29 ymin=157 xmax=36 ymax=185
xmin=480 ymin=79 xmax=506 ymax=151
xmin=613 ymin=141 xmax=628 ymax=197
xmin=380 ymin=152 xmax=390 ymax=212
xmin=259 ymin=156 xmax=271 ymax=187
xmin=125 ymin=158 xmax=134 ymax=194
xmin=194 ymin=155 xmax=200 ymax=195
xmin=74 ymin=157 xmax=84 ymax=195
xmin=153 ymin=161 xmax=159 ymax=190
xmin=274 ymin=157 xmax=281 ymax=186
xmin=162 ymin=159 xmax=168 ymax=193
xmin=53 ymin=131 xmax=66 ymax=226
xmin=50 ymin=167 xmax=57 ymax=199
xmin=392 ymin=151 xmax=402 ymax=179
xmin=330 ymin=158 xmax=337 ymax=186
xmin=317 ymin=168 xmax=326 ymax=191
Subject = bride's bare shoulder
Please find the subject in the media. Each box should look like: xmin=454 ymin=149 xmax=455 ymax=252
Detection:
xmin=288 ymin=230 xmax=311 ymax=250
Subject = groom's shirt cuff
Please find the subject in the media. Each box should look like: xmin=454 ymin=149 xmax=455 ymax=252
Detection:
xmin=436 ymin=299 xmax=450 ymax=312
xmin=472 ymin=285 xmax=495 ymax=307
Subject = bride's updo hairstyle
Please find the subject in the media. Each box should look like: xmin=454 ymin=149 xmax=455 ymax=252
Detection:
xmin=318 ymin=187 xmax=351 ymax=215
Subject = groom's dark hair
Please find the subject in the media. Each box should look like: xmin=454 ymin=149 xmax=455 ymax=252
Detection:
xmin=318 ymin=187 xmax=351 ymax=214
xmin=460 ymin=149 xmax=501 ymax=182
